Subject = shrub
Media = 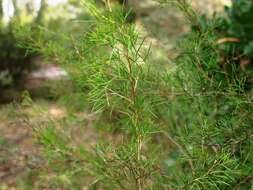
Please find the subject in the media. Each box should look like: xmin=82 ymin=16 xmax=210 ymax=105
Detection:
xmin=0 ymin=26 xmax=34 ymax=88
xmin=218 ymin=0 xmax=253 ymax=60
xmin=194 ymin=0 xmax=253 ymax=71
xmin=23 ymin=0 xmax=253 ymax=189
xmin=0 ymin=0 xmax=48 ymax=89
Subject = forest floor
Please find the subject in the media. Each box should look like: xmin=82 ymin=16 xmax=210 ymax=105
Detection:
xmin=0 ymin=100 xmax=100 ymax=189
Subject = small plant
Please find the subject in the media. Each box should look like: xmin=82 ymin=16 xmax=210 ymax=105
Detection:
xmin=22 ymin=0 xmax=253 ymax=189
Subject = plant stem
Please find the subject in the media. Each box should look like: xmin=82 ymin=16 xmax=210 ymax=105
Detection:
xmin=137 ymin=134 xmax=143 ymax=190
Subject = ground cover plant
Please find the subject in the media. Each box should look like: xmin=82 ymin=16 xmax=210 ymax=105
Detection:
xmin=8 ymin=0 xmax=253 ymax=189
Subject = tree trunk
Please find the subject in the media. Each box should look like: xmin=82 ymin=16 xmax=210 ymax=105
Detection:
xmin=35 ymin=0 xmax=47 ymax=24
xmin=0 ymin=0 xmax=3 ymax=23
xmin=26 ymin=0 xmax=34 ymax=15
xmin=12 ymin=0 xmax=20 ymax=17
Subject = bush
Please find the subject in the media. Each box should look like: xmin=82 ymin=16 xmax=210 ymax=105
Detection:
xmin=195 ymin=0 xmax=253 ymax=70
xmin=23 ymin=1 xmax=253 ymax=189
xmin=219 ymin=0 xmax=253 ymax=59
xmin=0 ymin=25 xmax=34 ymax=88
xmin=0 ymin=0 xmax=48 ymax=89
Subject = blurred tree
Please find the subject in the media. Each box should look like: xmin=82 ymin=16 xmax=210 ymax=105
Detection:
xmin=0 ymin=0 xmax=2 ymax=19
xmin=35 ymin=0 xmax=47 ymax=24
xmin=12 ymin=0 xmax=20 ymax=17
xmin=0 ymin=0 xmax=36 ymax=90
xmin=68 ymin=0 xmax=79 ymax=6
xmin=25 ymin=1 xmax=34 ymax=15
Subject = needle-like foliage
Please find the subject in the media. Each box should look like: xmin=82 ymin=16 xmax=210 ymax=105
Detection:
xmin=19 ymin=0 xmax=253 ymax=189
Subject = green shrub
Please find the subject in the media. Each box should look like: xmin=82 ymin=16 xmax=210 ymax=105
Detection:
xmin=219 ymin=0 xmax=253 ymax=59
xmin=0 ymin=25 xmax=34 ymax=88
xmin=23 ymin=0 xmax=253 ymax=189
xmin=194 ymin=0 xmax=253 ymax=69
xmin=0 ymin=0 xmax=49 ymax=89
